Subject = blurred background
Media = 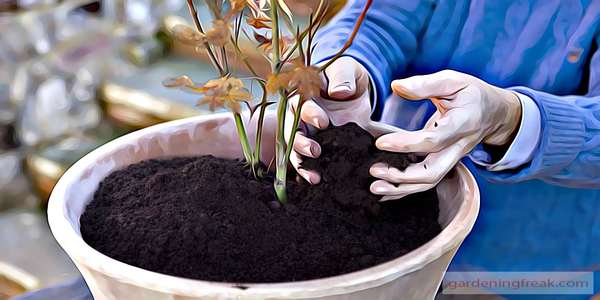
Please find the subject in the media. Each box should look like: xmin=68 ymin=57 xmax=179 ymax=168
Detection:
xmin=0 ymin=0 xmax=342 ymax=298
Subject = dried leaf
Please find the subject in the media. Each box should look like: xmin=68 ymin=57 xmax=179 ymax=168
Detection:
xmin=246 ymin=0 xmax=269 ymax=18
xmin=205 ymin=20 xmax=232 ymax=47
xmin=266 ymin=72 xmax=291 ymax=94
xmin=288 ymin=65 xmax=321 ymax=99
xmin=229 ymin=0 xmax=246 ymax=14
xmin=163 ymin=75 xmax=195 ymax=88
xmin=278 ymin=0 xmax=293 ymax=22
xmin=246 ymin=16 xmax=271 ymax=29
xmin=254 ymin=31 xmax=270 ymax=45
xmin=258 ymin=0 xmax=268 ymax=10
xmin=254 ymin=32 xmax=292 ymax=54
xmin=196 ymin=77 xmax=252 ymax=113
xmin=171 ymin=24 xmax=205 ymax=46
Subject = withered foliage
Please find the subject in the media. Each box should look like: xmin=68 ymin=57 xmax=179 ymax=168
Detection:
xmin=163 ymin=0 xmax=372 ymax=201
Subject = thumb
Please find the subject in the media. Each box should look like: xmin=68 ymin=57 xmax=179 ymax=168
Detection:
xmin=324 ymin=57 xmax=359 ymax=100
xmin=391 ymin=70 xmax=469 ymax=100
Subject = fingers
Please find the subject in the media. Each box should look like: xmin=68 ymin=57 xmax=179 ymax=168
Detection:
xmin=293 ymin=133 xmax=321 ymax=158
xmin=287 ymin=96 xmax=323 ymax=186
xmin=290 ymin=151 xmax=321 ymax=184
xmin=370 ymin=141 xmax=465 ymax=186
xmin=324 ymin=57 xmax=360 ymax=100
xmin=326 ymin=64 xmax=356 ymax=100
xmin=370 ymin=180 xmax=434 ymax=201
xmin=375 ymin=109 xmax=471 ymax=153
xmin=364 ymin=121 xmax=401 ymax=138
xmin=296 ymin=99 xmax=329 ymax=129
xmin=322 ymin=56 xmax=370 ymax=101
xmin=369 ymin=141 xmax=467 ymax=201
xmin=376 ymin=129 xmax=453 ymax=154
xmin=391 ymin=70 xmax=469 ymax=100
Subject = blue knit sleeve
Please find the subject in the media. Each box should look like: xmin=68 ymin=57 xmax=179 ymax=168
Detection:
xmin=312 ymin=0 xmax=436 ymax=115
xmin=474 ymin=55 xmax=600 ymax=188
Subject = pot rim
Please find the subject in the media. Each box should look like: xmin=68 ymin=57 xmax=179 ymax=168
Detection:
xmin=48 ymin=113 xmax=480 ymax=298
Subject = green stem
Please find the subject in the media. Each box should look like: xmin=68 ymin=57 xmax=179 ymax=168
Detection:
xmin=221 ymin=46 xmax=230 ymax=75
xmin=274 ymin=91 xmax=288 ymax=203
xmin=233 ymin=113 xmax=254 ymax=166
xmin=269 ymin=0 xmax=288 ymax=203
xmin=280 ymin=99 xmax=304 ymax=202
xmin=285 ymin=98 xmax=303 ymax=162
xmin=253 ymin=84 xmax=268 ymax=168
xmin=270 ymin=0 xmax=281 ymax=70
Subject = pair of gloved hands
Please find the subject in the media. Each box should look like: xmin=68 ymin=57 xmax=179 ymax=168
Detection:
xmin=289 ymin=57 xmax=522 ymax=201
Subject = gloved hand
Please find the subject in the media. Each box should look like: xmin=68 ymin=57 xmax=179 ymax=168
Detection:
xmin=287 ymin=56 xmax=397 ymax=184
xmin=370 ymin=70 xmax=522 ymax=201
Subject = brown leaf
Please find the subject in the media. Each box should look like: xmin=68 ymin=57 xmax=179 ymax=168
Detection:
xmin=225 ymin=0 xmax=246 ymax=20
xmin=196 ymin=77 xmax=252 ymax=113
xmin=171 ymin=24 xmax=205 ymax=46
xmin=277 ymin=0 xmax=293 ymax=22
xmin=254 ymin=32 xmax=270 ymax=45
xmin=245 ymin=0 xmax=269 ymax=18
xmin=254 ymin=32 xmax=293 ymax=54
xmin=205 ymin=20 xmax=231 ymax=47
xmin=229 ymin=0 xmax=246 ymax=14
xmin=163 ymin=75 xmax=195 ymax=88
xmin=288 ymin=65 xmax=322 ymax=99
xmin=246 ymin=16 xmax=271 ymax=29
xmin=266 ymin=72 xmax=292 ymax=94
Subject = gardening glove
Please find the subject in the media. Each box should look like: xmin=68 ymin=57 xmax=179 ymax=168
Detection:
xmin=287 ymin=56 xmax=397 ymax=184
xmin=370 ymin=70 xmax=522 ymax=201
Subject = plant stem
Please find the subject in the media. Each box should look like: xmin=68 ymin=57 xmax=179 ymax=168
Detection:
xmin=318 ymin=0 xmax=372 ymax=71
xmin=270 ymin=0 xmax=281 ymax=69
xmin=233 ymin=112 xmax=255 ymax=166
xmin=278 ymin=0 xmax=327 ymax=69
xmin=253 ymin=84 xmax=268 ymax=167
xmin=186 ymin=0 xmax=225 ymax=76
xmin=274 ymin=91 xmax=289 ymax=204
xmin=221 ymin=46 xmax=230 ymax=75
xmin=229 ymin=36 xmax=260 ymax=77
xmin=285 ymin=97 xmax=303 ymax=162
xmin=269 ymin=0 xmax=289 ymax=203
xmin=228 ymin=20 xmax=265 ymax=172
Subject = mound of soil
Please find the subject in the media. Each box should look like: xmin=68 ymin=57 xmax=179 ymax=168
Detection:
xmin=80 ymin=123 xmax=441 ymax=283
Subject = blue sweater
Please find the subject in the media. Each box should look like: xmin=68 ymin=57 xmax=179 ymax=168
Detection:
xmin=315 ymin=0 xmax=600 ymax=298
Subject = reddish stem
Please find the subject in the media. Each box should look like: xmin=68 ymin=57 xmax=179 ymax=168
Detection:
xmin=318 ymin=0 xmax=372 ymax=71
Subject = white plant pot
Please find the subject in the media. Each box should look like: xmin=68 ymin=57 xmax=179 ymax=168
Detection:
xmin=48 ymin=112 xmax=480 ymax=300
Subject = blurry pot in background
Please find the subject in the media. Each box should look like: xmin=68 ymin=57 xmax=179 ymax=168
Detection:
xmin=25 ymin=125 xmax=126 ymax=203
xmin=48 ymin=112 xmax=479 ymax=300
xmin=0 ymin=262 xmax=38 ymax=299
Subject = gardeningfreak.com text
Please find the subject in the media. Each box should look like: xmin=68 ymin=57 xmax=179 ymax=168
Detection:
xmin=442 ymin=272 xmax=594 ymax=295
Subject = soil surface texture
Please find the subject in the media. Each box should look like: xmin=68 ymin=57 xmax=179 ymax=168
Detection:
xmin=81 ymin=123 xmax=441 ymax=283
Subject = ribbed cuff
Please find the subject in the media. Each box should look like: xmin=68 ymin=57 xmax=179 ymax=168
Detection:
xmin=473 ymin=87 xmax=586 ymax=183
xmin=469 ymin=92 xmax=541 ymax=171
xmin=509 ymin=87 xmax=586 ymax=176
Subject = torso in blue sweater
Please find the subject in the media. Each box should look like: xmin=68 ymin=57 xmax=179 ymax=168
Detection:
xmin=314 ymin=1 xmax=600 ymax=298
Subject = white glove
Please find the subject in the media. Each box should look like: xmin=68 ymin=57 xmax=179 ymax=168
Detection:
xmin=370 ymin=70 xmax=522 ymax=201
xmin=287 ymin=56 xmax=397 ymax=184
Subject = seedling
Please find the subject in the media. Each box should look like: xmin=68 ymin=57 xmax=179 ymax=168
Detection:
xmin=164 ymin=0 xmax=372 ymax=203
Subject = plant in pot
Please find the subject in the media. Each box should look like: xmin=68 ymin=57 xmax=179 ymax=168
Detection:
xmin=47 ymin=0 xmax=481 ymax=299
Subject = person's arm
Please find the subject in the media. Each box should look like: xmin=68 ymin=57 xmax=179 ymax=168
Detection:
xmin=312 ymin=0 xmax=436 ymax=113
xmin=473 ymin=87 xmax=600 ymax=188
xmin=290 ymin=0 xmax=437 ymax=184
xmin=469 ymin=33 xmax=600 ymax=188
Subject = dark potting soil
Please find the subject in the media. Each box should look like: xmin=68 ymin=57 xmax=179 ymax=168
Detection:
xmin=80 ymin=123 xmax=441 ymax=283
